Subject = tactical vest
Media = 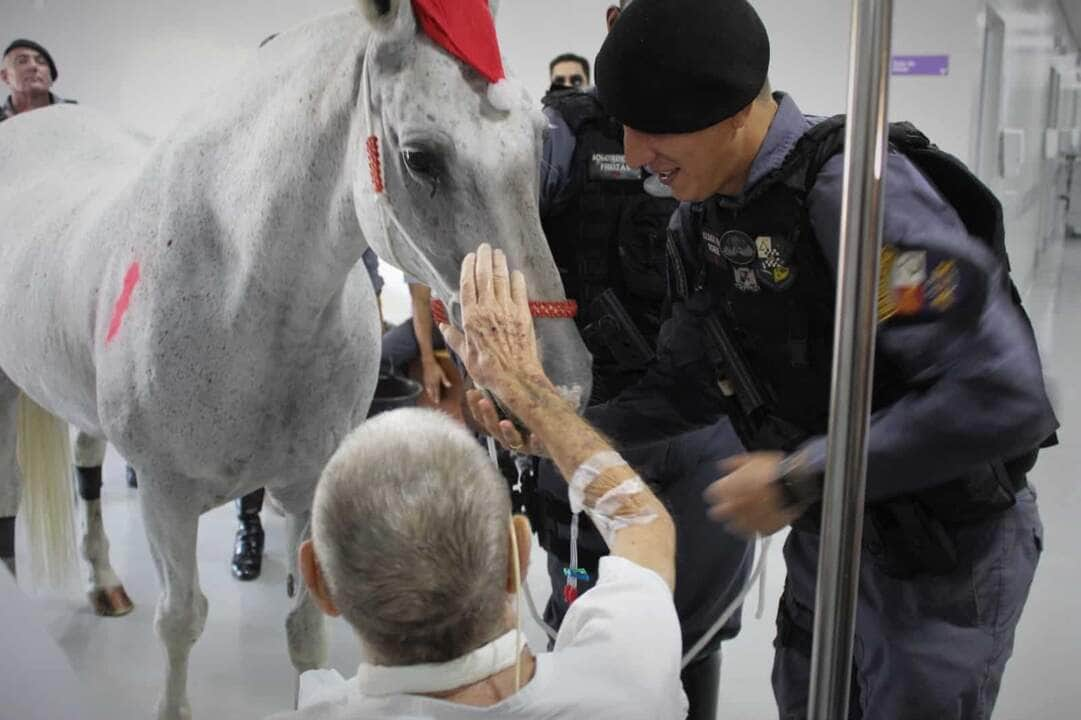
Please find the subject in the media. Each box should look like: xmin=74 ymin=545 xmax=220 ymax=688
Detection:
xmin=671 ymin=118 xmax=1056 ymax=568
xmin=541 ymin=88 xmax=678 ymax=402
xmin=672 ymin=115 xmax=1043 ymax=455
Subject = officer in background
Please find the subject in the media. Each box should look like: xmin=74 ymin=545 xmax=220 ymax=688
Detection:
xmin=548 ymin=52 xmax=591 ymax=91
xmin=570 ymin=1 xmax=1057 ymax=717
xmin=0 ymin=37 xmax=74 ymax=575
xmin=229 ymin=247 xmax=385 ymax=580
xmin=0 ymin=39 xmax=75 ymax=121
xmin=533 ymin=3 xmax=753 ymax=717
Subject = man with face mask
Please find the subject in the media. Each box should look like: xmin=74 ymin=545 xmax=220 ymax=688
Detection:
xmin=547 ymin=53 xmax=590 ymax=93
xmin=0 ymin=39 xmax=75 ymax=121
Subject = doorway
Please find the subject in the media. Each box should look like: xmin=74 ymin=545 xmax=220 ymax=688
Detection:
xmin=974 ymin=5 xmax=1006 ymax=185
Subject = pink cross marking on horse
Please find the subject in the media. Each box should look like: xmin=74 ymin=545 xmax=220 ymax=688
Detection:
xmin=105 ymin=261 xmax=141 ymax=345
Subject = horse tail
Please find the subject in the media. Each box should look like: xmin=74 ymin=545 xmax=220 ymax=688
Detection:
xmin=16 ymin=392 xmax=77 ymax=588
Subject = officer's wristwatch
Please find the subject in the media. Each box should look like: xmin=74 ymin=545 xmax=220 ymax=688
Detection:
xmin=774 ymin=453 xmax=823 ymax=510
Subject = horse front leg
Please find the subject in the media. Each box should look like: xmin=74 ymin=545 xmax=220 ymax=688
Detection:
xmin=139 ymin=481 xmax=207 ymax=720
xmin=284 ymin=505 xmax=327 ymax=674
xmin=0 ymin=373 xmax=19 ymax=576
xmin=73 ymin=432 xmax=133 ymax=616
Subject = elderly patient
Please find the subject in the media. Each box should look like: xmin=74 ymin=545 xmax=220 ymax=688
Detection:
xmin=268 ymin=245 xmax=687 ymax=720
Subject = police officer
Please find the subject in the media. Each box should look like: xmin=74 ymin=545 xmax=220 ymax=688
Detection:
xmin=480 ymin=0 xmax=1059 ymax=717
xmin=0 ymin=39 xmax=75 ymax=121
xmin=533 ymin=3 xmax=753 ymax=717
xmin=548 ymin=52 xmax=591 ymax=91
xmin=228 ymin=247 xmax=386 ymax=581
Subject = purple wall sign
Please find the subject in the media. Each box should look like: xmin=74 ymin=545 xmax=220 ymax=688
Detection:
xmin=891 ymin=55 xmax=950 ymax=76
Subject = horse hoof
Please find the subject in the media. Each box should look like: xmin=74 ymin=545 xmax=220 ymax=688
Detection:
xmin=89 ymin=586 xmax=134 ymax=617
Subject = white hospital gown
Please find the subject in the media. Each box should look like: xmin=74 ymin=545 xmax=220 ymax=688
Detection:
xmin=266 ymin=556 xmax=688 ymax=720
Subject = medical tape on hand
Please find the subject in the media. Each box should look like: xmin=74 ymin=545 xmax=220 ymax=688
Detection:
xmin=568 ymin=450 xmax=657 ymax=548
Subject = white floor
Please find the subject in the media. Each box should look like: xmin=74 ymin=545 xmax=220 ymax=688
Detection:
xmin=8 ymin=241 xmax=1081 ymax=719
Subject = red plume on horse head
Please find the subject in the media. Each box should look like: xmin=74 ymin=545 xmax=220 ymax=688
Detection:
xmin=411 ymin=0 xmax=504 ymax=83
xmin=411 ymin=0 xmax=515 ymax=111
xmin=360 ymin=0 xmax=515 ymax=110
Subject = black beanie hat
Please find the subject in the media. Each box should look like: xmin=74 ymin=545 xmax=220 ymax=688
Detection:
xmin=596 ymin=0 xmax=770 ymax=134
xmin=3 ymin=39 xmax=58 ymax=81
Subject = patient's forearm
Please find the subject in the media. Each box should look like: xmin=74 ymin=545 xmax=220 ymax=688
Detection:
xmin=502 ymin=375 xmax=611 ymax=480
xmin=503 ymin=376 xmax=676 ymax=590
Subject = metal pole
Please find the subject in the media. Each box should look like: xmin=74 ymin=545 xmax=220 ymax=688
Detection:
xmin=806 ymin=0 xmax=893 ymax=718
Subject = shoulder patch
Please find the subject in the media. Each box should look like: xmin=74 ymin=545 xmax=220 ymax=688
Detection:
xmin=733 ymin=266 xmax=760 ymax=293
xmin=754 ymin=235 xmax=797 ymax=291
xmin=720 ymin=231 xmax=757 ymax=265
xmin=702 ymin=229 xmax=725 ymax=265
xmin=878 ymin=245 xmax=961 ymax=323
xmin=925 ymin=259 xmax=959 ymax=312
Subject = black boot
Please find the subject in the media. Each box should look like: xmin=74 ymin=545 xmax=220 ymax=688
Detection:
xmin=231 ymin=489 xmax=265 ymax=581
xmin=77 ymin=465 xmax=103 ymax=501
xmin=681 ymin=650 xmax=721 ymax=720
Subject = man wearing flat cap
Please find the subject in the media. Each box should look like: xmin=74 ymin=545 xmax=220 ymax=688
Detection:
xmin=0 ymin=37 xmax=78 ymax=577
xmin=525 ymin=0 xmax=1057 ymax=717
xmin=1 ymin=39 xmax=76 ymax=122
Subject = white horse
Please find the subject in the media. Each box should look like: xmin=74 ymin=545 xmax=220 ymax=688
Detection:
xmin=0 ymin=1 xmax=591 ymax=717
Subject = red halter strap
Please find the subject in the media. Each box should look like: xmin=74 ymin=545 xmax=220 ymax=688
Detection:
xmin=430 ymin=298 xmax=577 ymax=326
xmin=366 ymin=136 xmax=384 ymax=194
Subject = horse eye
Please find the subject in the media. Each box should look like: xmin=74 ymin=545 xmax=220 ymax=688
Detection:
xmin=402 ymin=150 xmax=439 ymax=177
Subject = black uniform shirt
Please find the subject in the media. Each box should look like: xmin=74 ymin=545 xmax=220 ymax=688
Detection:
xmin=592 ymin=93 xmax=1058 ymax=501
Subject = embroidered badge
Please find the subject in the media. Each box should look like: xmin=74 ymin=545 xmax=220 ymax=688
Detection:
xmin=733 ymin=266 xmax=760 ymax=293
xmin=890 ymin=250 xmax=927 ymax=316
xmin=878 ymin=245 xmax=960 ymax=323
xmin=720 ymin=231 xmax=757 ymax=266
xmin=588 ymin=153 xmax=641 ymax=181
xmin=703 ymin=230 xmax=725 ymax=265
xmin=925 ymin=259 xmax=958 ymax=311
xmin=754 ymin=235 xmax=797 ymax=290
xmin=878 ymin=245 xmax=898 ymax=322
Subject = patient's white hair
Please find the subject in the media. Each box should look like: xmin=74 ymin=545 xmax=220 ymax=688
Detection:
xmin=313 ymin=407 xmax=512 ymax=665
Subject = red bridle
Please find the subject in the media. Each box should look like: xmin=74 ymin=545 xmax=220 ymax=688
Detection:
xmin=367 ymin=134 xmax=577 ymax=326
xmin=430 ymin=298 xmax=578 ymax=326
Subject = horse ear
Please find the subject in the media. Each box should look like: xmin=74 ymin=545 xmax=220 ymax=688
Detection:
xmin=358 ymin=0 xmax=404 ymax=26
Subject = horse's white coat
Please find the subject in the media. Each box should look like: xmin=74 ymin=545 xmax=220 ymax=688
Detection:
xmin=0 ymin=2 xmax=590 ymax=718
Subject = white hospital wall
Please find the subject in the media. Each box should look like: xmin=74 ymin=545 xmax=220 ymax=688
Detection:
xmin=498 ymin=0 xmax=1079 ymax=293
xmin=988 ymin=1 xmax=1080 ymax=292
xmin=496 ymin=0 xmax=981 ymax=158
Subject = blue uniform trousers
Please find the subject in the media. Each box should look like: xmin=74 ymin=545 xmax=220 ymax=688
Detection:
xmin=540 ymin=420 xmax=755 ymax=657
xmin=773 ymin=489 xmax=1043 ymax=720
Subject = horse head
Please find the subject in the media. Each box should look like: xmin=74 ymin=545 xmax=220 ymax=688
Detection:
xmin=354 ymin=0 xmax=592 ymax=407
